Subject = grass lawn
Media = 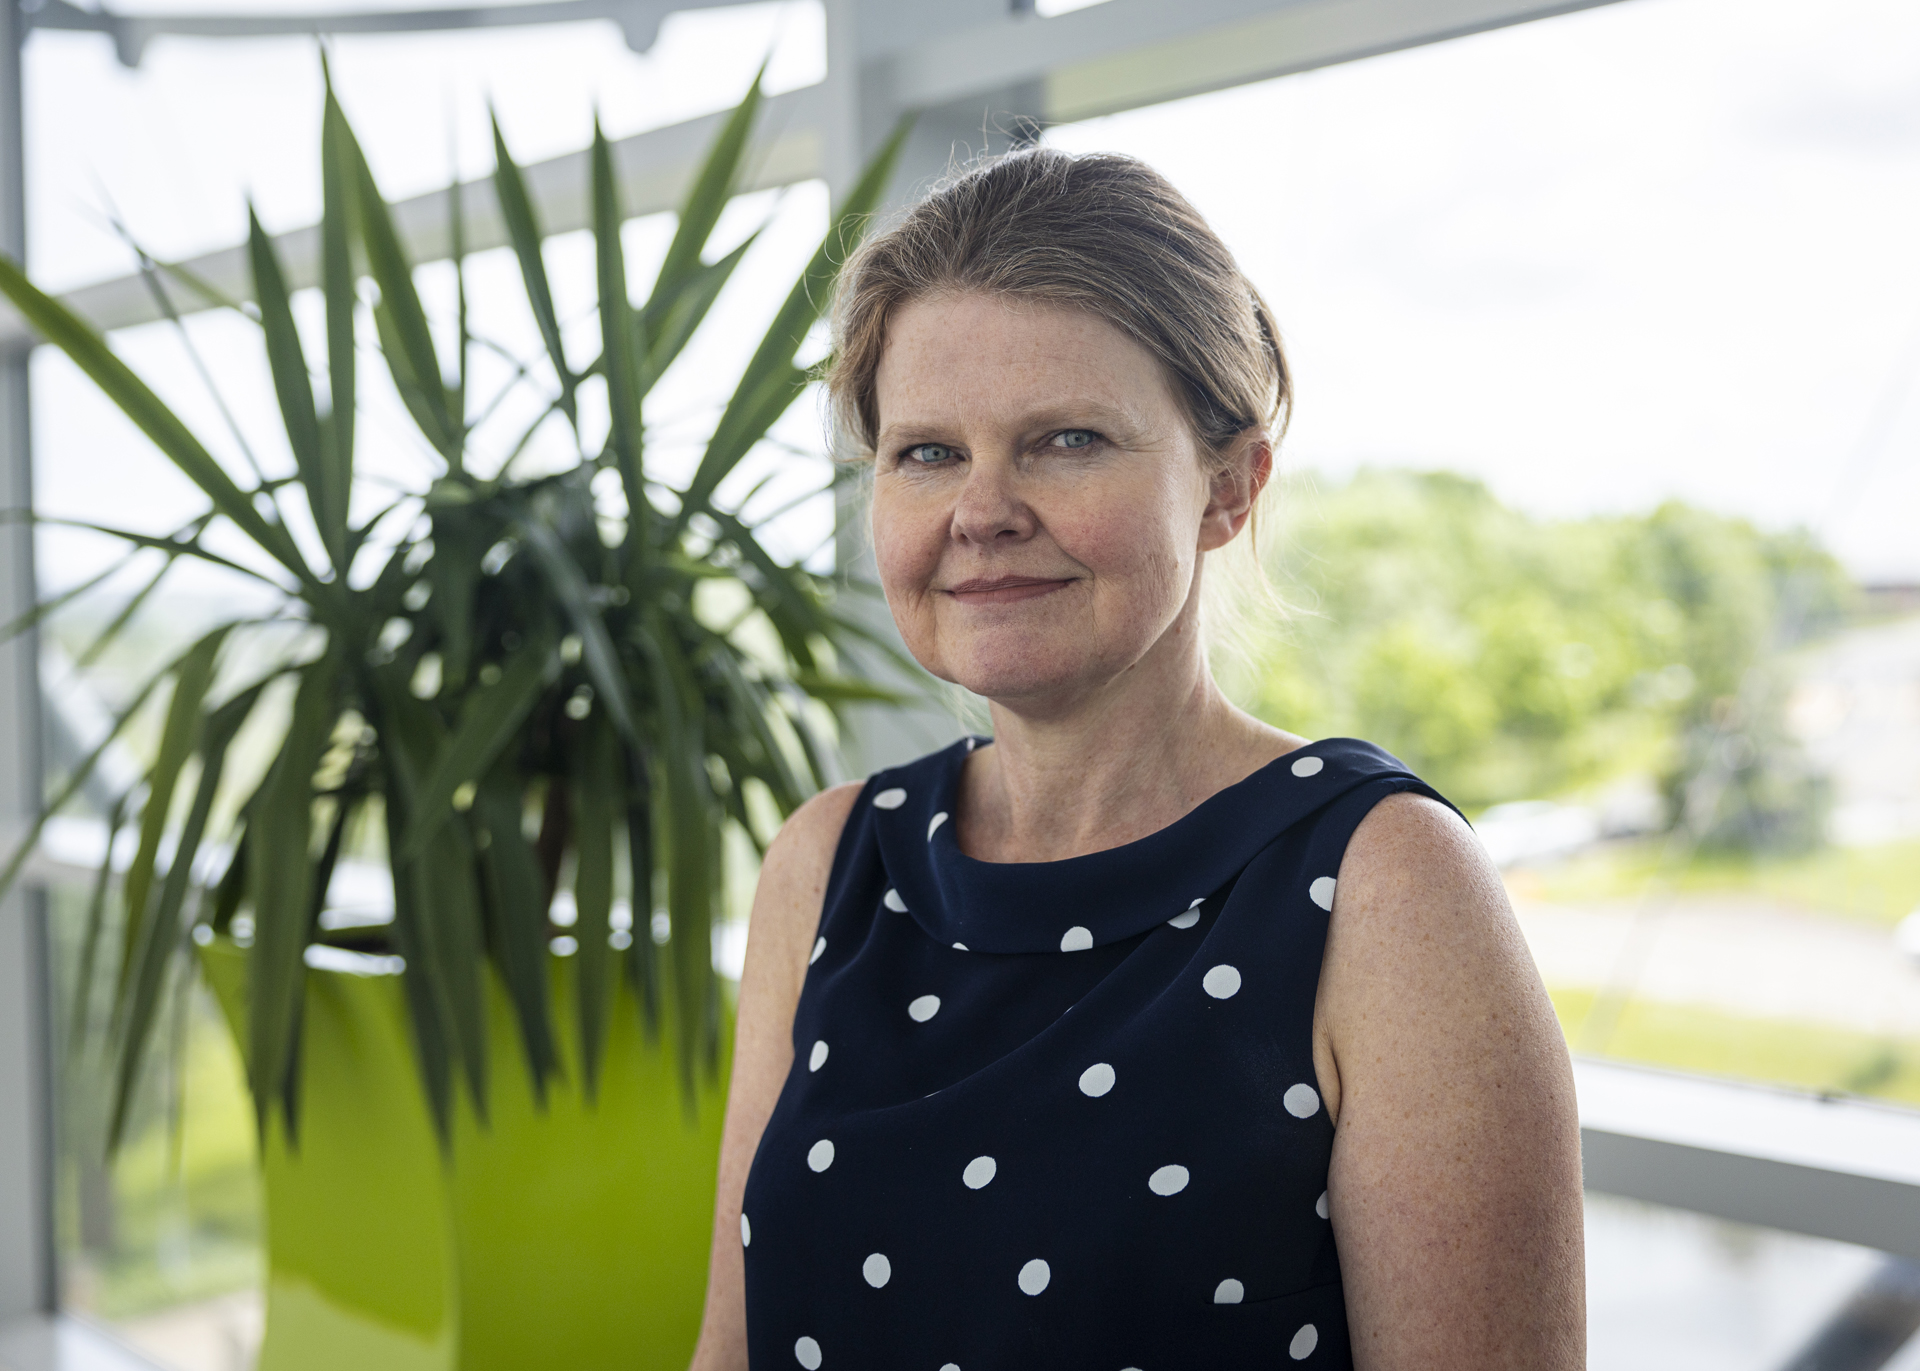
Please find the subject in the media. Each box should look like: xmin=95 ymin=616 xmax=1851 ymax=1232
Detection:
xmin=1521 ymin=837 xmax=1920 ymax=926
xmin=60 ymin=989 xmax=263 ymax=1321
xmin=1548 ymin=985 xmax=1920 ymax=1106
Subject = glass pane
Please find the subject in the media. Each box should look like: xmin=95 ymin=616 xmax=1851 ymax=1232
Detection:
xmin=48 ymin=876 xmax=264 ymax=1369
xmin=1049 ymin=0 xmax=1920 ymax=1111
xmin=29 ymin=6 xmax=829 ymax=1364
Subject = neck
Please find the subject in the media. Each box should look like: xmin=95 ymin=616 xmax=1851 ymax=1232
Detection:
xmin=960 ymin=614 xmax=1296 ymax=863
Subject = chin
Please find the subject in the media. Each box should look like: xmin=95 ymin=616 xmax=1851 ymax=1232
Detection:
xmin=936 ymin=641 xmax=1110 ymax=708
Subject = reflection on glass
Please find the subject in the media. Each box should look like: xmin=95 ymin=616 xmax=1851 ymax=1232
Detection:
xmin=51 ymin=888 xmax=263 ymax=1370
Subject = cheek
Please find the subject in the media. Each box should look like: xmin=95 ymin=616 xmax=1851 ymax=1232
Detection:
xmin=869 ymin=487 xmax=942 ymax=600
xmin=1055 ymin=481 xmax=1195 ymax=602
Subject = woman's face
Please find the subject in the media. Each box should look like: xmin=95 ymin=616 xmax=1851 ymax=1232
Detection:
xmin=869 ymin=292 xmax=1257 ymax=711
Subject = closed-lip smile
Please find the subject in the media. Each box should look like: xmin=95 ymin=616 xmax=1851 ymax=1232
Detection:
xmin=942 ymin=575 xmax=1074 ymax=605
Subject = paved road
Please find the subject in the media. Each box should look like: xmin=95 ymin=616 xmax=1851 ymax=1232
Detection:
xmin=1791 ymin=613 xmax=1920 ymax=846
xmin=1512 ymin=894 xmax=1920 ymax=1039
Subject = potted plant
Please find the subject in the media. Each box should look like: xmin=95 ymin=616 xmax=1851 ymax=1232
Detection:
xmin=0 ymin=68 xmax=906 ymax=1369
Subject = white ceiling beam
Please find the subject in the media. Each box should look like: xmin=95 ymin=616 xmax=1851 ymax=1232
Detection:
xmin=901 ymin=0 xmax=1625 ymax=126
xmin=0 ymin=0 xmax=1625 ymax=351
xmin=0 ymin=83 xmax=827 ymax=351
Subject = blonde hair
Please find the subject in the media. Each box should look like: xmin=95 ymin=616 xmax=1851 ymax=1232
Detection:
xmin=826 ymin=145 xmax=1292 ymax=673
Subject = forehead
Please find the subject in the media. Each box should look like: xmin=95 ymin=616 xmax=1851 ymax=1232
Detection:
xmin=873 ymin=292 xmax=1180 ymax=433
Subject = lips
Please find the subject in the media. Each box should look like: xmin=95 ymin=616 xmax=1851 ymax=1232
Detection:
xmin=942 ymin=576 xmax=1073 ymax=605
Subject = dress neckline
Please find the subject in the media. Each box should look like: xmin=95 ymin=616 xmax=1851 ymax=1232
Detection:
xmin=937 ymin=740 xmax=1309 ymax=869
xmin=864 ymin=735 xmax=1416 ymax=956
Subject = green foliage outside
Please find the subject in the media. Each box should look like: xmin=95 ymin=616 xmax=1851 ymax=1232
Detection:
xmin=1546 ymin=986 xmax=1920 ymax=1107
xmin=1523 ymin=835 xmax=1920 ymax=928
xmin=1251 ymin=469 xmax=1855 ymax=828
xmin=59 ymin=997 xmax=260 ymax=1321
xmin=49 ymin=882 xmax=262 ymax=1322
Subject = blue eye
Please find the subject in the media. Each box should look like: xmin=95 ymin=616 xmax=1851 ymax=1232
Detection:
xmin=1052 ymin=430 xmax=1097 ymax=450
xmin=905 ymin=443 xmax=960 ymax=465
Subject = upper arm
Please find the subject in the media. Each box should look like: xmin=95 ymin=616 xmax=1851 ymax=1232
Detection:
xmin=1311 ymin=793 xmax=1584 ymax=1371
xmin=689 ymin=780 xmax=863 ymax=1371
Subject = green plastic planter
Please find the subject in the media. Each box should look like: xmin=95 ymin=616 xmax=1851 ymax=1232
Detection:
xmin=200 ymin=939 xmax=729 ymax=1371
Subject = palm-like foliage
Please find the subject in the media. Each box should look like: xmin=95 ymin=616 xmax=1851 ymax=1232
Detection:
xmin=0 ymin=72 xmax=908 ymax=1148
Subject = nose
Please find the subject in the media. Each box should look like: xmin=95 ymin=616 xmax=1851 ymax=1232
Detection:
xmin=949 ymin=455 xmax=1035 ymax=546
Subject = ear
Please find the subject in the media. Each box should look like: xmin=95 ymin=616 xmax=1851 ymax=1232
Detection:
xmin=1199 ymin=427 xmax=1273 ymax=553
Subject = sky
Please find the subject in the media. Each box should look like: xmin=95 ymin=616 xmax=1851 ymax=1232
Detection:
xmin=19 ymin=0 xmax=1920 ymax=601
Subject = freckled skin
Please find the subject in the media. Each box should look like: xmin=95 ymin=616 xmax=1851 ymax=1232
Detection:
xmin=688 ymin=292 xmax=1585 ymax=1371
xmin=871 ymin=293 xmax=1209 ymax=713
xmin=867 ymin=293 xmax=1288 ymax=865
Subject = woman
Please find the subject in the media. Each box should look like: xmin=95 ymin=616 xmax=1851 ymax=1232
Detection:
xmin=689 ymin=149 xmax=1583 ymax=1370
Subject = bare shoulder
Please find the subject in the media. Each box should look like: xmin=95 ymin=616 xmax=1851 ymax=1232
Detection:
xmin=1315 ymin=791 xmax=1549 ymax=1120
xmin=747 ymin=781 xmax=865 ymax=984
xmin=767 ymin=780 xmax=866 ymax=883
xmin=1341 ymin=790 xmax=1505 ymax=910
xmin=689 ymin=779 xmax=864 ymax=1371
xmin=1312 ymin=791 xmax=1585 ymax=1370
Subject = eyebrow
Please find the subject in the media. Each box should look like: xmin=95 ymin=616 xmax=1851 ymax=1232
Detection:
xmin=875 ymin=400 xmax=1144 ymax=451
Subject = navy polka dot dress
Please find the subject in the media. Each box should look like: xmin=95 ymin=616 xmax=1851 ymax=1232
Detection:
xmin=741 ymin=737 xmax=1451 ymax=1370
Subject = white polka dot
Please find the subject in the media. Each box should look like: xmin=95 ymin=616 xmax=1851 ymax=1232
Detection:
xmin=1284 ymin=1083 xmax=1321 ymax=1119
xmin=1168 ymin=897 xmax=1203 ymax=930
xmin=808 ymin=1040 xmax=828 ymax=1072
xmin=1148 ymin=1164 xmax=1190 ymax=1196
xmin=1059 ymin=925 xmax=1093 ymax=952
xmin=1202 ymin=964 xmax=1242 ymax=999
xmin=807 ymin=1139 xmax=835 ymax=1172
xmin=884 ymin=888 xmax=908 ymax=913
xmin=941 ymin=1365 xmax=961 ymax=1371
xmin=1214 ymin=1278 xmax=1244 ymax=1304
xmin=1078 ymin=1062 xmax=1116 ymax=1097
xmin=809 ymin=936 xmax=826 ymax=965
xmin=741 ymin=1213 xmax=751 ymax=1247
xmin=795 ymin=1336 xmax=822 ymax=1368
xmin=862 ymin=1252 xmax=891 ymax=1288
xmin=873 ymin=787 xmax=906 ymax=810
xmin=1018 ymin=1258 xmax=1051 ymax=1295
xmin=952 ymin=942 xmax=968 ymax=951
xmin=1291 ymin=754 xmax=1325 ymax=778
xmin=1309 ymin=876 xmax=1337 ymax=911
xmin=965 ymin=736 xmax=977 ymax=752
xmin=1315 ymin=1190 xmax=1329 ymax=1219
xmin=908 ymin=994 xmax=941 ymax=1022
xmin=963 ymin=1155 xmax=997 ymax=1189
xmin=1290 ymin=1323 xmax=1319 ymax=1359
xmin=928 ymin=812 xmax=949 ymax=840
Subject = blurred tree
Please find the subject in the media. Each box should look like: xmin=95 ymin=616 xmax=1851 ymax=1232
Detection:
xmin=1250 ymin=469 xmax=1855 ymax=841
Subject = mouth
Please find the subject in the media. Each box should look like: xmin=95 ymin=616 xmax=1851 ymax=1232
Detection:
xmin=941 ymin=575 xmax=1075 ymax=606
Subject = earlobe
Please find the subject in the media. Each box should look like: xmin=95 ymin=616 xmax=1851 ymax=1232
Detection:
xmin=1201 ymin=430 xmax=1272 ymax=548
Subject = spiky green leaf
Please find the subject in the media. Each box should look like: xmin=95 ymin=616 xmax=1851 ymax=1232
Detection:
xmin=570 ymin=712 xmax=617 ymax=1099
xmin=399 ymin=638 xmax=554 ymax=862
xmin=0 ymin=257 xmax=318 ymax=589
xmin=591 ymin=120 xmax=646 ymax=543
xmin=491 ymin=113 xmax=575 ymax=424
xmin=244 ymin=650 xmax=339 ymax=1141
xmin=109 ymin=681 xmax=262 ymax=1151
xmin=680 ymin=116 xmax=912 ymax=518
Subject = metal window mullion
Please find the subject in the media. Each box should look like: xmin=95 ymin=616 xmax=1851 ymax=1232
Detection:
xmin=0 ymin=0 xmax=54 ymax=1324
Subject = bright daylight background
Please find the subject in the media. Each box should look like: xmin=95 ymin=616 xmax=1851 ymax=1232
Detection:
xmin=19 ymin=0 xmax=1920 ymax=1367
